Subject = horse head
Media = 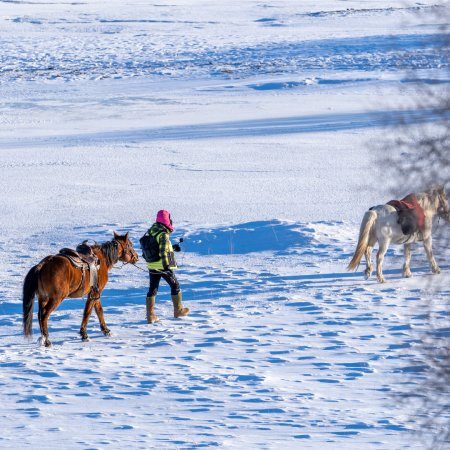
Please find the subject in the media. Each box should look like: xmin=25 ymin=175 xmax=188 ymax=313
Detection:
xmin=113 ymin=231 xmax=139 ymax=264
xmin=434 ymin=185 xmax=450 ymax=221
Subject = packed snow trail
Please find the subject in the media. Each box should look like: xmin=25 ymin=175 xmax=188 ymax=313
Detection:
xmin=0 ymin=220 xmax=448 ymax=448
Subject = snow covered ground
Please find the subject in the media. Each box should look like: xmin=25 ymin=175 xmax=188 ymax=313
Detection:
xmin=0 ymin=0 xmax=449 ymax=448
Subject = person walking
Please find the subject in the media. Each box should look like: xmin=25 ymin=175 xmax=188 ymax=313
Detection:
xmin=141 ymin=210 xmax=189 ymax=323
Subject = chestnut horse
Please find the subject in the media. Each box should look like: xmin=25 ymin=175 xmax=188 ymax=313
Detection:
xmin=23 ymin=232 xmax=138 ymax=347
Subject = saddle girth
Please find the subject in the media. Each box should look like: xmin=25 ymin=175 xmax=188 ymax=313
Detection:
xmin=59 ymin=244 xmax=100 ymax=294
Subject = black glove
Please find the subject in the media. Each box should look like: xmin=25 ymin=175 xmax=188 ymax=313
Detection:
xmin=173 ymin=243 xmax=181 ymax=252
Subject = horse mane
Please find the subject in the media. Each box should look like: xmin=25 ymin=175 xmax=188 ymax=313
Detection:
xmin=416 ymin=186 xmax=441 ymax=213
xmin=92 ymin=240 xmax=119 ymax=268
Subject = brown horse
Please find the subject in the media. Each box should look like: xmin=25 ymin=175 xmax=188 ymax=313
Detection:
xmin=23 ymin=232 xmax=138 ymax=347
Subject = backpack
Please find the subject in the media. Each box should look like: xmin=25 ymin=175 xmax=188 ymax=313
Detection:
xmin=139 ymin=230 xmax=162 ymax=263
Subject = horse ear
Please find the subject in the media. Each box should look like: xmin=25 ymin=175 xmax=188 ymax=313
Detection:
xmin=113 ymin=231 xmax=119 ymax=239
xmin=124 ymin=232 xmax=129 ymax=240
xmin=429 ymin=184 xmax=441 ymax=196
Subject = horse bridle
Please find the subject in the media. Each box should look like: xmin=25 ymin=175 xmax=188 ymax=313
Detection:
xmin=113 ymin=238 xmax=137 ymax=262
xmin=436 ymin=190 xmax=450 ymax=220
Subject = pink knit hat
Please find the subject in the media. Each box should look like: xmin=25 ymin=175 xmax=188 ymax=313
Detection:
xmin=156 ymin=209 xmax=173 ymax=232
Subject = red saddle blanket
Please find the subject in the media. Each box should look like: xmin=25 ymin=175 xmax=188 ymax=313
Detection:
xmin=387 ymin=193 xmax=425 ymax=232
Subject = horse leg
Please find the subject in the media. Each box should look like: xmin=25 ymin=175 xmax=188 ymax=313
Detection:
xmin=403 ymin=243 xmax=412 ymax=278
xmin=38 ymin=300 xmax=43 ymax=336
xmin=94 ymin=299 xmax=111 ymax=336
xmin=423 ymin=237 xmax=440 ymax=274
xmin=80 ymin=295 xmax=96 ymax=341
xmin=38 ymin=300 xmax=45 ymax=345
xmin=364 ymin=236 xmax=377 ymax=280
xmin=39 ymin=298 xmax=59 ymax=347
xmin=376 ymin=239 xmax=390 ymax=283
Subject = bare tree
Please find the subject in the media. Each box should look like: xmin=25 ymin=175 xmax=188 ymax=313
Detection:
xmin=378 ymin=5 xmax=449 ymax=448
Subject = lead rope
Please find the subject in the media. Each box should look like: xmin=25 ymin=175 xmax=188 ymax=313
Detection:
xmin=111 ymin=261 xmax=147 ymax=272
xmin=131 ymin=262 xmax=148 ymax=272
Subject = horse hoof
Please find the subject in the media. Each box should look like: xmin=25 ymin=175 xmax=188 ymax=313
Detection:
xmin=38 ymin=336 xmax=52 ymax=347
xmin=403 ymin=272 xmax=412 ymax=278
xmin=432 ymin=267 xmax=441 ymax=274
xmin=377 ymin=277 xmax=386 ymax=283
xmin=364 ymin=271 xmax=372 ymax=280
xmin=102 ymin=329 xmax=111 ymax=337
xmin=81 ymin=336 xmax=90 ymax=342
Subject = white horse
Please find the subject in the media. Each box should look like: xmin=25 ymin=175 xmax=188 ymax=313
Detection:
xmin=348 ymin=186 xmax=449 ymax=283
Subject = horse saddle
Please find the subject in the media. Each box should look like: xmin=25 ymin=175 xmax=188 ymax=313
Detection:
xmin=59 ymin=243 xmax=100 ymax=293
xmin=387 ymin=193 xmax=425 ymax=235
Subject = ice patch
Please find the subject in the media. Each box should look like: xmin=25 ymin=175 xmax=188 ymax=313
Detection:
xmin=247 ymin=77 xmax=375 ymax=90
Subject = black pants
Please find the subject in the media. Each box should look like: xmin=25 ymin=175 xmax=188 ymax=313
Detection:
xmin=148 ymin=270 xmax=180 ymax=297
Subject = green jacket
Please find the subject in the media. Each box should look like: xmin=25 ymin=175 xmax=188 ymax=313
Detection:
xmin=146 ymin=222 xmax=178 ymax=270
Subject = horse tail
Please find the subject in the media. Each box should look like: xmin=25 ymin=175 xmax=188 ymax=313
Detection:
xmin=23 ymin=264 xmax=40 ymax=337
xmin=347 ymin=210 xmax=377 ymax=271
